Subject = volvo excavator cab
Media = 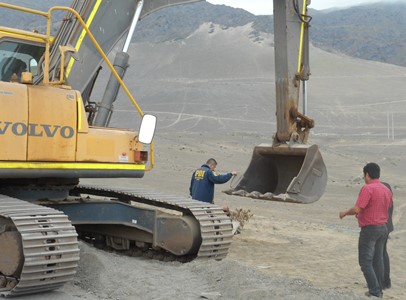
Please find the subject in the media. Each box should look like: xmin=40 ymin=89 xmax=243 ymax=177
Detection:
xmin=225 ymin=0 xmax=327 ymax=204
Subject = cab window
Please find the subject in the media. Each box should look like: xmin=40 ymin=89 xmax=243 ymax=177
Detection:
xmin=0 ymin=40 xmax=45 ymax=82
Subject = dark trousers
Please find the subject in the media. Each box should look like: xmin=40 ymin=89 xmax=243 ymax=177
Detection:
xmin=373 ymin=232 xmax=391 ymax=289
xmin=383 ymin=235 xmax=391 ymax=288
xmin=358 ymin=225 xmax=388 ymax=296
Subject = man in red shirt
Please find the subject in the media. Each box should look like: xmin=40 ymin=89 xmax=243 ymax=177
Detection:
xmin=339 ymin=163 xmax=392 ymax=298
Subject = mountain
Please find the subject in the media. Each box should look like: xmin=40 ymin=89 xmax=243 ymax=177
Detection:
xmin=310 ymin=3 xmax=406 ymax=67
xmin=2 ymin=1 xmax=405 ymax=67
xmin=0 ymin=0 xmax=71 ymax=32
xmin=103 ymin=22 xmax=406 ymax=140
xmin=1 ymin=1 xmax=405 ymax=139
xmin=133 ymin=1 xmax=406 ymax=67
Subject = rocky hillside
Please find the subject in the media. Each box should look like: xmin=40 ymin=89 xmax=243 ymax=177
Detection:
xmin=1 ymin=1 xmax=406 ymax=66
xmin=311 ymin=2 xmax=406 ymax=67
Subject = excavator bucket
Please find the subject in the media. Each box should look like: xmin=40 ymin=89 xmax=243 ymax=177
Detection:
xmin=224 ymin=144 xmax=327 ymax=204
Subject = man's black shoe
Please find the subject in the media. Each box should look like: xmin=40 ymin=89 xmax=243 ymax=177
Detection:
xmin=365 ymin=291 xmax=383 ymax=298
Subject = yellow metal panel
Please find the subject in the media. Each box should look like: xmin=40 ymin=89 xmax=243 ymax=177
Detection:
xmin=0 ymin=27 xmax=48 ymax=44
xmin=27 ymin=86 xmax=77 ymax=161
xmin=0 ymin=161 xmax=145 ymax=171
xmin=76 ymin=127 xmax=140 ymax=163
xmin=0 ymin=82 xmax=28 ymax=160
xmin=76 ymin=91 xmax=89 ymax=133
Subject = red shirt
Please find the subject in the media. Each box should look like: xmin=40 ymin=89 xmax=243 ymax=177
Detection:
xmin=355 ymin=179 xmax=392 ymax=227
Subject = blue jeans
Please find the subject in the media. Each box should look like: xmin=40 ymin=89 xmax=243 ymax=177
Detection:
xmin=358 ymin=225 xmax=388 ymax=296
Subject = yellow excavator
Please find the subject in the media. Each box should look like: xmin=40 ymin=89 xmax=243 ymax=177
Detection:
xmin=0 ymin=0 xmax=327 ymax=297
xmin=0 ymin=0 xmax=233 ymax=296
xmin=225 ymin=0 xmax=327 ymax=204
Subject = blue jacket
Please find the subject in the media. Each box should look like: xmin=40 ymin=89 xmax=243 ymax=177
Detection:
xmin=189 ymin=164 xmax=233 ymax=203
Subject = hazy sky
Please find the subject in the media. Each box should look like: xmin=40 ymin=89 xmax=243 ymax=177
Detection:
xmin=207 ymin=0 xmax=393 ymax=15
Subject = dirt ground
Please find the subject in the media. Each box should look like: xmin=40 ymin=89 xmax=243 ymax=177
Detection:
xmin=15 ymin=132 xmax=405 ymax=300
xmin=7 ymin=18 xmax=406 ymax=300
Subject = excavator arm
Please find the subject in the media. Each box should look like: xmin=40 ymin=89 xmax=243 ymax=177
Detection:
xmin=274 ymin=0 xmax=313 ymax=144
xmin=225 ymin=0 xmax=327 ymax=203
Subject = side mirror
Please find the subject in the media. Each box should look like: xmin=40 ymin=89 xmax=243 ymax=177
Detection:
xmin=138 ymin=114 xmax=156 ymax=144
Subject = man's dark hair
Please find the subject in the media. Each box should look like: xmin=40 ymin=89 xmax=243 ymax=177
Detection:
xmin=206 ymin=158 xmax=217 ymax=165
xmin=363 ymin=162 xmax=380 ymax=179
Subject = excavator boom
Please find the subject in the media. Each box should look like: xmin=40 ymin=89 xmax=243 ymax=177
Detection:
xmin=47 ymin=0 xmax=204 ymax=98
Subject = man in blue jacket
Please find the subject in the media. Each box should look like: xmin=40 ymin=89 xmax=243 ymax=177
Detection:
xmin=190 ymin=158 xmax=237 ymax=204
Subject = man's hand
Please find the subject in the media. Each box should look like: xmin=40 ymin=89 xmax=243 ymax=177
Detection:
xmin=231 ymin=171 xmax=237 ymax=176
xmin=339 ymin=210 xmax=347 ymax=219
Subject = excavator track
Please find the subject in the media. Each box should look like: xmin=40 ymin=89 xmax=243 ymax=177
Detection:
xmin=72 ymin=185 xmax=233 ymax=260
xmin=0 ymin=196 xmax=79 ymax=297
